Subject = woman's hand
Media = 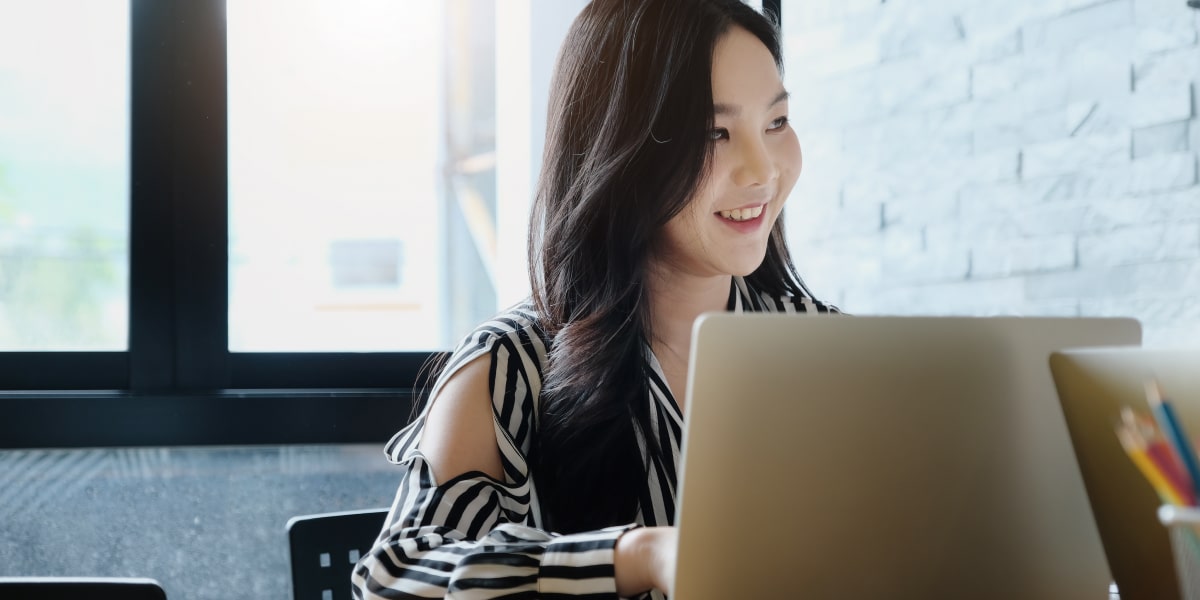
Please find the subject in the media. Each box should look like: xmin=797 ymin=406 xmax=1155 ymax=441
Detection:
xmin=614 ymin=526 xmax=678 ymax=597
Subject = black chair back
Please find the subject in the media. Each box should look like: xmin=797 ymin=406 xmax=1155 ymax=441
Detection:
xmin=0 ymin=577 xmax=167 ymax=599
xmin=286 ymin=508 xmax=389 ymax=600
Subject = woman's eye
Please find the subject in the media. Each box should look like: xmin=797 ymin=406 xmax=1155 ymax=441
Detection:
xmin=709 ymin=128 xmax=729 ymax=141
xmin=768 ymin=116 xmax=789 ymax=131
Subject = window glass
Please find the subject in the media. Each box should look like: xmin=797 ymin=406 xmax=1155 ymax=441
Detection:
xmin=228 ymin=0 xmax=500 ymax=351
xmin=0 ymin=1 xmax=130 ymax=351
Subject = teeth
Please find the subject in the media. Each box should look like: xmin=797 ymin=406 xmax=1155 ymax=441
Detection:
xmin=719 ymin=205 xmax=765 ymax=222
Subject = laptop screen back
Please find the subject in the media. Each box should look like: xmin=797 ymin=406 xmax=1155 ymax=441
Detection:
xmin=674 ymin=314 xmax=1140 ymax=599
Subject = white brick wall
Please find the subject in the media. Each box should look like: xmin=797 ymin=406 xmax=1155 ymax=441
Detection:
xmin=783 ymin=0 xmax=1200 ymax=348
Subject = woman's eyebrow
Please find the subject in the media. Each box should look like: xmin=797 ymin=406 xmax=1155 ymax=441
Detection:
xmin=713 ymin=89 xmax=790 ymax=117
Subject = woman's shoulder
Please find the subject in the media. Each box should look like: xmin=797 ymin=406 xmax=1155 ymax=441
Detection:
xmin=455 ymin=300 xmax=549 ymax=353
xmin=441 ymin=300 xmax=551 ymax=379
xmin=386 ymin=301 xmax=550 ymax=465
xmin=734 ymin=276 xmax=842 ymax=314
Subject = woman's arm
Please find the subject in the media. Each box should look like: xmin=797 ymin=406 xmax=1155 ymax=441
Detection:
xmin=352 ymin=335 xmax=672 ymax=598
xmin=615 ymin=526 xmax=678 ymax=597
xmin=418 ymin=354 xmax=505 ymax=483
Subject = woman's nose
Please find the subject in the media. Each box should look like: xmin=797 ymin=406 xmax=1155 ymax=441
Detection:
xmin=731 ymin=136 xmax=778 ymax=187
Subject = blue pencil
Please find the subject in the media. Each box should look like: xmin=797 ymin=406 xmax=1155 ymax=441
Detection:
xmin=1146 ymin=379 xmax=1200 ymax=499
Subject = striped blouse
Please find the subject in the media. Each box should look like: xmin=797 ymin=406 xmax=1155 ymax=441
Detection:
xmin=352 ymin=276 xmax=838 ymax=599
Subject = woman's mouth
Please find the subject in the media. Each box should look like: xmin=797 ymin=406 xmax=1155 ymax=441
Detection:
xmin=715 ymin=203 xmax=768 ymax=232
xmin=717 ymin=205 xmax=765 ymax=222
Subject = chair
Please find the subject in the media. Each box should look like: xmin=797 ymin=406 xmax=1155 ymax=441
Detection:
xmin=0 ymin=577 xmax=167 ymax=599
xmin=287 ymin=507 xmax=389 ymax=600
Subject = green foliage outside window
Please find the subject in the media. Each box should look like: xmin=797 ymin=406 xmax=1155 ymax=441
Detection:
xmin=0 ymin=165 xmax=119 ymax=350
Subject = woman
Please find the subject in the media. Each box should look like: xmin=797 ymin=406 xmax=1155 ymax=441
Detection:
xmin=353 ymin=1 xmax=838 ymax=598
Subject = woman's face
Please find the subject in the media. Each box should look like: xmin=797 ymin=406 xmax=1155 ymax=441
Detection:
xmin=657 ymin=25 xmax=801 ymax=279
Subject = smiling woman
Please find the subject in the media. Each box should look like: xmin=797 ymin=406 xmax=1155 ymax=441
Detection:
xmin=657 ymin=27 xmax=802 ymax=283
xmin=352 ymin=2 xmax=838 ymax=599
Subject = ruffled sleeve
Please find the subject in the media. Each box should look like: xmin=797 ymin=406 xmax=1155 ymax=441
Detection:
xmin=352 ymin=306 xmax=638 ymax=599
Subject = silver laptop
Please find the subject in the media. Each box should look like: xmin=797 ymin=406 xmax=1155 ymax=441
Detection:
xmin=1050 ymin=347 xmax=1200 ymax=600
xmin=673 ymin=314 xmax=1140 ymax=599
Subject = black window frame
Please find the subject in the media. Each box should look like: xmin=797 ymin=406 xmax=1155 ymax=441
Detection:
xmin=0 ymin=0 xmax=423 ymax=449
xmin=0 ymin=0 xmax=780 ymax=449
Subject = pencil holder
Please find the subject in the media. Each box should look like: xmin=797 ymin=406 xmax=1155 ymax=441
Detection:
xmin=1159 ymin=505 xmax=1200 ymax=598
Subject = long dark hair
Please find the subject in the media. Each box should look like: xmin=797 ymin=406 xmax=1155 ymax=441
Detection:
xmin=529 ymin=0 xmax=808 ymax=534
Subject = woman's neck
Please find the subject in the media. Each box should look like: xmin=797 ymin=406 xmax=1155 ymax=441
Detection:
xmin=645 ymin=264 xmax=732 ymax=401
xmin=648 ymin=275 xmax=730 ymax=349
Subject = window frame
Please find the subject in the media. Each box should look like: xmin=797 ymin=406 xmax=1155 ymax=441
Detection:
xmin=0 ymin=0 xmax=421 ymax=449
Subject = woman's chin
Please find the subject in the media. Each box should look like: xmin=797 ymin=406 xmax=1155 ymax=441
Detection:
xmin=723 ymin=251 xmax=770 ymax=278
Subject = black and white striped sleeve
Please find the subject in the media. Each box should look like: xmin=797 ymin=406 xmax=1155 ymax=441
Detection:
xmin=352 ymin=310 xmax=637 ymax=599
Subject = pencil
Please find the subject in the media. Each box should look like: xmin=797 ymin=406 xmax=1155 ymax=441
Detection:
xmin=1147 ymin=440 xmax=1197 ymax=505
xmin=1123 ymin=406 xmax=1197 ymax=505
xmin=1146 ymin=379 xmax=1200 ymax=500
xmin=1117 ymin=427 xmax=1188 ymax=506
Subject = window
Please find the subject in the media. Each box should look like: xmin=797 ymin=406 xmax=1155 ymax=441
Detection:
xmin=227 ymin=1 xmax=482 ymax=352
xmin=0 ymin=0 xmax=587 ymax=448
xmin=0 ymin=0 xmax=130 ymax=351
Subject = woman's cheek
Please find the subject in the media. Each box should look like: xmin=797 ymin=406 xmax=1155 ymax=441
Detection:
xmin=777 ymin=134 xmax=803 ymax=195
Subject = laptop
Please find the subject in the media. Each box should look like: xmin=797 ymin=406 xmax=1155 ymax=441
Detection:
xmin=673 ymin=314 xmax=1140 ymax=599
xmin=1050 ymin=347 xmax=1200 ymax=600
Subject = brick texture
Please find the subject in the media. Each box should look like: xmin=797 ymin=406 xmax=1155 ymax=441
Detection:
xmin=783 ymin=0 xmax=1200 ymax=347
